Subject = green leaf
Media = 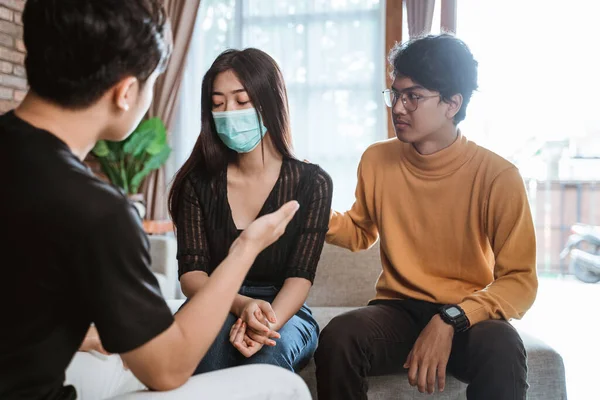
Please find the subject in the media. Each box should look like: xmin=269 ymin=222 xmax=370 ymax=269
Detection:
xmin=137 ymin=117 xmax=163 ymax=136
xmin=122 ymin=117 xmax=167 ymax=157
xmin=129 ymin=146 xmax=172 ymax=193
xmin=90 ymin=117 xmax=170 ymax=193
xmin=92 ymin=141 xmax=110 ymax=157
xmin=144 ymin=118 xmax=168 ymax=155
xmin=120 ymin=166 xmax=130 ymax=195
xmin=125 ymin=153 xmax=142 ymax=183
xmin=105 ymin=141 xmax=124 ymax=162
xmin=123 ymin=129 xmax=156 ymax=158
xmin=97 ymin=157 xmax=121 ymax=187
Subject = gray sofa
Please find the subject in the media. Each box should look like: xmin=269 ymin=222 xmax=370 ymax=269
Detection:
xmin=65 ymin=239 xmax=567 ymax=400
xmin=300 ymin=242 xmax=568 ymax=400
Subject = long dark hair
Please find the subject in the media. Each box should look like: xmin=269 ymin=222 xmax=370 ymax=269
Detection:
xmin=169 ymin=48 xmax=295 ymax=224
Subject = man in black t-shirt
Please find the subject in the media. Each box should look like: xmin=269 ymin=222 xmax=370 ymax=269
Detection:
xmin=0 ymin=1 xmax=303 ymax=399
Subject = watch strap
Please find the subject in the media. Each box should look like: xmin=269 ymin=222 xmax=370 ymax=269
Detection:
xmin=439 ymin=305 xmax=470 ymax=333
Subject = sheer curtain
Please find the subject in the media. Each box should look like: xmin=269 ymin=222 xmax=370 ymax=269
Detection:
xmin=168 ymin=0 xmax=237 ymax=183
xmin=170 ymin=0 xmax=385 ymax=210
xmin=404 ymin=0 xmax=435 ymax=37
xmin=142 ymin=0 xmax=202 ymax=219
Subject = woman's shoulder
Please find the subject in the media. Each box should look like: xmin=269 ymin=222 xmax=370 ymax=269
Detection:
xmin=185 ymin=167 xmax=225 ymax=195
xmin=285 ymin=157 xmax=327 ymax=176
xmin=285 ymin=158 xmax=333 ymax=191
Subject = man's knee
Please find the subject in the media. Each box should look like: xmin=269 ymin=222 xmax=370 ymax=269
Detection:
xmin=470 ymin=320 xmax=527 ymax=369
xmin=315 ymin=312 xmax=367 ymax=362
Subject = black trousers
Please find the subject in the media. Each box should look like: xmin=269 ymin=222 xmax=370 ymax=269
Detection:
xmin=314 ymin=299 xmax=528 ymax=400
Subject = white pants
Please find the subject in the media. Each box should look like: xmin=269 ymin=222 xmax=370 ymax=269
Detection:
xmin=66 ymin=352 xmax=311 ymax=400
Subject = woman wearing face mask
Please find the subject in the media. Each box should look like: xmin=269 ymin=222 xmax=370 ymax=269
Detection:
xmin=169 ymin=48 xmax=333 ymax=374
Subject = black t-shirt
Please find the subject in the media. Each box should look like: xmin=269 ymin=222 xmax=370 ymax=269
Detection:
xmin=176 ymin=158 xmax=333 ymax=286
xmin=0 ymin=111 xmax=174 ymax=400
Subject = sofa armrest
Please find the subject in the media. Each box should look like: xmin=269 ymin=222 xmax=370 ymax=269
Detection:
xmin=148 ymin=236 xmax=179 ymax=300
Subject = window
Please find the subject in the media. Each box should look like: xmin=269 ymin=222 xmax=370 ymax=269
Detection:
xmin=456 ymin=0 xmax=600 ymax=181
xmin=172 ymin=0 xmax=386 ymax=210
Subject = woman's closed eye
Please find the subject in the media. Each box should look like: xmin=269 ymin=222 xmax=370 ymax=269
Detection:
xmin=211 ymin=98 xmax=251 ymax=109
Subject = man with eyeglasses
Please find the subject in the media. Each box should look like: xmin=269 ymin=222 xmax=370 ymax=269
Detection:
xmin=315 ymin=34 xmax=537 ymax=400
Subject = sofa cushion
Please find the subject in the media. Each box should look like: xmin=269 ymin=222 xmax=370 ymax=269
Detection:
xmin=310 ymin=306 xmax=356 ymax=330
xmin=66 ymin=302 xmax=566 ymax=400
xmin=303 ymin=306 xmax=566 ymax=400
xmin=308 ymin=243 xmax=381 ymax=307
xmin=300 ymin=358 xmax=467 ymax=400
xmin=519 ymin=332 xmax=568 ymax=400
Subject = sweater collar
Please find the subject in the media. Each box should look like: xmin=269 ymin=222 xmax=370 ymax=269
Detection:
xmin=402 ymin=132 xmax=477 ymax=176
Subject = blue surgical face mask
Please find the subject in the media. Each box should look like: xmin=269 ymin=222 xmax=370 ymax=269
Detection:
xmin=212 ymin=108 xmax=268 ymax=153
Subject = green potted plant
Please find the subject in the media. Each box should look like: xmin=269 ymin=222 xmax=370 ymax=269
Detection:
xmin=91 ymin=117 xmax=171 ymax=218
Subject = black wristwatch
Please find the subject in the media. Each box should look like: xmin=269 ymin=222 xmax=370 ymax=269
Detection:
xmin=439 ymin=305 xmax=470 ymax=333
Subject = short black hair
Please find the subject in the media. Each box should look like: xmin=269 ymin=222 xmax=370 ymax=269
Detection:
xmin=389 ymin=34 xmax=478 ymax=123
xmin=23 ymin=0 xmax=171 ymax=109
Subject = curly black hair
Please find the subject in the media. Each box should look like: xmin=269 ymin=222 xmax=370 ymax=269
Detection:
xmin=389 ymin=34 xmax=478 ymax=123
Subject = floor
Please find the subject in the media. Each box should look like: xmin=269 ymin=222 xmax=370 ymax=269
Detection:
xmin=511 ymin=276 xmax=599 ymax=400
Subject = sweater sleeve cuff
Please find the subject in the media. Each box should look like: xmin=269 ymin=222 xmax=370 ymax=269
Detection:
xmin=458 ymin=299 xmax=490 ymax=327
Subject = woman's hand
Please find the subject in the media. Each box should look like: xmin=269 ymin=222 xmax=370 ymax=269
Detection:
xmin=229 ymin=319 xmax=264 ymax=358
xmin=239 ymin=300 xmax=280 ymax=346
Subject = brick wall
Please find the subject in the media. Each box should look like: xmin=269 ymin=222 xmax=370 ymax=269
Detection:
xmin=0 ymin=0 xmax=25 ymax=113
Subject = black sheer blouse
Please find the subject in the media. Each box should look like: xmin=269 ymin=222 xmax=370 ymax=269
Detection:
xmin=176 ymin=158 xmax=333 ymax=286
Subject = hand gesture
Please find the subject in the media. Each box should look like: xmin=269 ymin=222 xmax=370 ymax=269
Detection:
xmin=230 ymin=201 xmax=299 ymax=256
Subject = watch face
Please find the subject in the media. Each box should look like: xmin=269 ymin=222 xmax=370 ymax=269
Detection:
xmin=446 ymin=307 xmax=461 ymax=318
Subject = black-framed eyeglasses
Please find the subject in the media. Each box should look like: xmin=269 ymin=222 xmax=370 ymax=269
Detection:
xmin=382 ymin=89 xmax=440 ymax=112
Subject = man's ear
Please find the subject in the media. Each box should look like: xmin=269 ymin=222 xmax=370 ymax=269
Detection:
xmin=445 ymin=93 xmax=463 ymax=120
xmin=113 ymin=77 xmax=138 ymax=111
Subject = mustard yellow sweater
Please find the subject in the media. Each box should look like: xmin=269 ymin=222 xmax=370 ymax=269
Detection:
xmin=327 ymin=135 xmax=538 ymax=326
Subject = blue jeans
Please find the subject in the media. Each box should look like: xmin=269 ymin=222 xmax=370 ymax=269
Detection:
xmin=185 ymin=285 xmax=319 ymax=375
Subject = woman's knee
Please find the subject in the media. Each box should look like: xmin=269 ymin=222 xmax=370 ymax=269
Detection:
xmin=245 ymin=350 xmax=294 ymax=371
xmin=246 ymin=332 xmax=316 ymax=371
